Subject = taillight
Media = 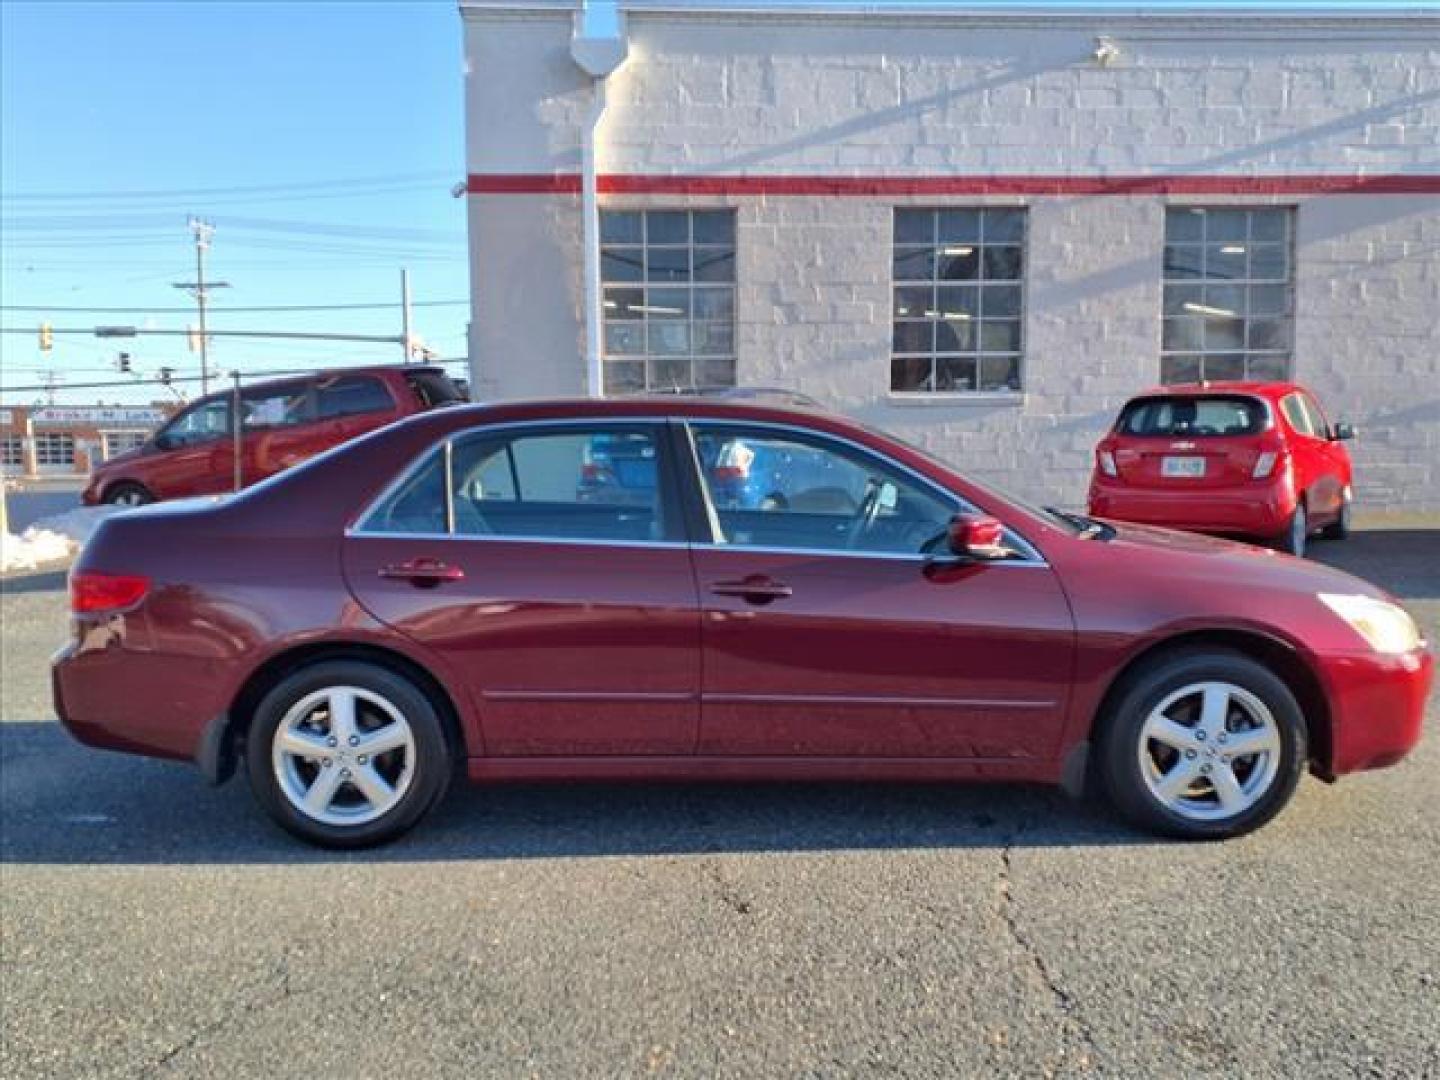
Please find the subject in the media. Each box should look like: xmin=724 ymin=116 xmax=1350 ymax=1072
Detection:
xmin=70 ymin=571 xmax=150 ymax=614
xmin=1253 ymin=451 xmax=1279 ymax=479
xmin=1098 ymin=449 xmax=1118 ymax=478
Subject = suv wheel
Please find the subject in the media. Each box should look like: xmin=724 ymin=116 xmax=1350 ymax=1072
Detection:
xmin=104 ymin=482 xmax=154 ymax=507
xmin=245 ymin=660 xmax=452 ymax=848
xmin=1097 ymin=651 xmax=1306 ymax=840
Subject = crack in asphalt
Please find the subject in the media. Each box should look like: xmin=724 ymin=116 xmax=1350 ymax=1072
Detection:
xmin=997 ymin=827 xmax=1102 ymax=1073
xmin=139 ymin=957 xmax=294 ymax=1077
xmin=701 ymin=859 xmax=754 ymax=917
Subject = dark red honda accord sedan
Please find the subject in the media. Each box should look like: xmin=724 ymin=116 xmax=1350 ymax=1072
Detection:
xmin=53 ymin=397 xmax=1432 ymax=847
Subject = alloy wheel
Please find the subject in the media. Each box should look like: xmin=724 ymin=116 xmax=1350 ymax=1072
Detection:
xmin=271 ymin=686 xmax=416 ymax=827
xmin=1137 ymin=680 xmax=1282 ymax=823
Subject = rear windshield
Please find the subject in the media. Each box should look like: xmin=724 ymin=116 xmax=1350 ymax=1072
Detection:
xmin=1117 ymin=396 xmax=1266 ymax=437
xmin=406 ymin=370 xmax=467 ymax=409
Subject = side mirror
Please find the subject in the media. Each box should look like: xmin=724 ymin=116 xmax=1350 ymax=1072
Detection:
xmin=946 ymin=513 xmax=1010 ymax=561
xmin=1332 ymin=422 xmax=1355 ymax=441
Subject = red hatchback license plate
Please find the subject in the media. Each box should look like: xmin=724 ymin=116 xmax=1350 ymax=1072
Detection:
xmin=1161 ymin=455 xmax=1207 ymax=478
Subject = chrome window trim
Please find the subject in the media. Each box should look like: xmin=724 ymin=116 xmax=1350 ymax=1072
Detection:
xmin=347 ymin=413 xmax=1049 ymax=567
xmin=678 ymin=417 xmax=1049 ymax=565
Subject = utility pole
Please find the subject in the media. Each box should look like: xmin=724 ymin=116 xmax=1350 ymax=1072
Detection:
xmin=173 ymin=218 xmax=230 ymax=395
xmin=400 ymin=268 xmax=413 ymax=363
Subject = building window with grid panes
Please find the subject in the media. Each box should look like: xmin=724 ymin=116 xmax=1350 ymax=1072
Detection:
xmin=600 ymin=209 xmax=737 ymax=394
xmin=1 ymin=436 xmax=23 ymax=468
xmin=102 ymin=431 xmax=149 ymax=459
xmin=1162 ymin=207 xmax=1293 ymax=384
xmin=34 ymin=433 xmax=75 ymax=467
xmin=892 ymin=207 xmax=1025 ymax=394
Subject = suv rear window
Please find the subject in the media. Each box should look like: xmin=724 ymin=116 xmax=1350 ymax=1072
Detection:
xmin=406 ymin=370 xmax=466 ymax=409
xmin=1117 ymin=396 xmax=1266 ymax=437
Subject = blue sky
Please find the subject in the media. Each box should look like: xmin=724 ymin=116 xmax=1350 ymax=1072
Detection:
xmin=1 ymin=1 xmax=469 ymax=405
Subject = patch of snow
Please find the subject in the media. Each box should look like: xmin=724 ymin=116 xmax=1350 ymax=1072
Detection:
xmin=1 ymin=506 xmax=126 ymax=572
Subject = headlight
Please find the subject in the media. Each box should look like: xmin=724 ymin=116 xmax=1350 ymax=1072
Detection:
xmin=1318 ymin=593 xmax=1424 ymax=655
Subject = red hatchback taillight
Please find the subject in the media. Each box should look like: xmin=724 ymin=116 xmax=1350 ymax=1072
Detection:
xmin=70 ymin=571 xmax=150 ymax=614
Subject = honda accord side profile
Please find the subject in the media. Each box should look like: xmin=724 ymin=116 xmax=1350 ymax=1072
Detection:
xmin=53 ymin=398 xmax=1431 ymax=847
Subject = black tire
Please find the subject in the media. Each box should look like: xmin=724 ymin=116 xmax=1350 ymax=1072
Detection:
xmin=104 ymin=481 xmax=154 ymax=507
xmin=1276 ymin=503 xmax=1307 ymax=557
xmin=1322 ymin=489 xmax=1352 ymax=541
xmin=245 ymin=660 xmax=453 ymax=848
xmin=1096 ymin=650 xmax=1306 ymax=841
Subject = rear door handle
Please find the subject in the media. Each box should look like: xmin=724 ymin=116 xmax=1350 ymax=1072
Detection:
xmin=378 ymin=558 xmax=465 ymax=587
xmin=709 ymin=576 xmax=793 ymax=605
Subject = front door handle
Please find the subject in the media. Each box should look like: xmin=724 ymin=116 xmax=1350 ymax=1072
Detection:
xmin=378 ymin=558 xmax=465 ymax=588
xmin=709 ymin=576 xmax=793 ymax=605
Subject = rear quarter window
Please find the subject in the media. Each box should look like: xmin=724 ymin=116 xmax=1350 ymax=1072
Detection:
xmin=1118 ymin=396 xmax=1266 ymax=437
xmin=406 ymin=371 xmax=466 ymax=409
xmin=315 ymin=375 xmax=394 ymax=419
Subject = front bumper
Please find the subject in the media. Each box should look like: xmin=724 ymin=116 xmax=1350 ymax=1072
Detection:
xmin=1088 ymin=477 xmax=1295 ymax=538
xmin=1317 ymin=645 xmax=1433 ymax=777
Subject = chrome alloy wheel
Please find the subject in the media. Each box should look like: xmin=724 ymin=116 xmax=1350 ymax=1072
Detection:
xmin=1137 ymin=681 xmax=1282 ymax=822
xmin=112 ymin=489 xmax=147 ymax=506
xmin=271 ymin=686 xmax=416 ymax=827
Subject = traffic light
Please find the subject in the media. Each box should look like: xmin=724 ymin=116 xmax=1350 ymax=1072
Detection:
xmin=187 ymin=326 xmax=202 ymax=353
xmin=118 ymin=352 xmax=132 ymax=374
xmin=39 ymin=323 xmax=53 ymax=351
xmin=158 ymin=366 xmax=174 ymax=386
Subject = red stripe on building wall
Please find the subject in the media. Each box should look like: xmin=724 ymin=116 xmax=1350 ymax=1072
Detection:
xmin=467 ymin=173 xmax=1440 ymax=196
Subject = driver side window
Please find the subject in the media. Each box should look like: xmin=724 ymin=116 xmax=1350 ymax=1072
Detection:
xmin=689 ymin=425 xmax=957 ymax=556
xmin=160 ymin=398 xmax=231 ymax=447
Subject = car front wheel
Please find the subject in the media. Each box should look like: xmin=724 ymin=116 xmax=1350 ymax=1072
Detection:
xmin=104 ymin=482 xmax=154 ymax=507
xmin=1097 ymin=651 xmax=1306 ymax=840
xmin=245 ymin=660 xmax=452 ymax=848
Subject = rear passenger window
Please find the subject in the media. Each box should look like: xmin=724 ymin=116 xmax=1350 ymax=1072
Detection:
xmin=451 ymin=429 xmax=668 ymax=542
xmin=1280 ymin=394 xmax=1314 ymax=437
xmin=357 ymin=426 xmax=675 ymax=544
xmin=316 ymin=376 xmax=393 ymax=419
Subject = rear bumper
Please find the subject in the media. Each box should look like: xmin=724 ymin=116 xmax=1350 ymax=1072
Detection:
xmin=1317 ymin=646 xmax=1433 ymax=777
xmin=1088 ymin=477 xmax=1295 ymax=537
xmin=52 ymin=637 xmax=227 ymax=766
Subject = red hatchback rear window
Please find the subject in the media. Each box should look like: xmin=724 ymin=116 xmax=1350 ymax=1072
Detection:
xmin=1118 ymin=396 xmax=1266 ymax=438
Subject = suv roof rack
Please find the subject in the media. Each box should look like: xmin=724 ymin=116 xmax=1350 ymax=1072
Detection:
xmin=631 ymin=386 xmax=822 ymax=408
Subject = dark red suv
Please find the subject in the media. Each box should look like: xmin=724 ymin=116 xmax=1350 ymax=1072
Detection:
xmin=54 ymin=397 xmax=1430 ymax=847
xmin=1088 ymin=381 xmax=1355 ymax=557
xmin=82 ymin=365 xmax=465 ymax=506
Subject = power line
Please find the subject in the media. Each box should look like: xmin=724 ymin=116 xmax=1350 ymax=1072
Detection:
xmin=1 ymin=358 xmax=468 ymax=394
xmin=1 ymin=300 xmax=469 ymax=314
xmin=0 ymin=171 xmax=454 ymax=202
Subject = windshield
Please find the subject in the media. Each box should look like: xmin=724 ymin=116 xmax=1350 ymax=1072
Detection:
xmin=860 ymin=423 xmax=1100 ymax=538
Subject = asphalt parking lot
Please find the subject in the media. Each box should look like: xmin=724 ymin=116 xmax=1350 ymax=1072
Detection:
xmin=2 ymin=527 xmax=1437 ymax=1078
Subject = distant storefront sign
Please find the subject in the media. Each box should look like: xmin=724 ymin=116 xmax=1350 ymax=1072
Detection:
xmin=30 ymin=407 xmax=166 ymax=427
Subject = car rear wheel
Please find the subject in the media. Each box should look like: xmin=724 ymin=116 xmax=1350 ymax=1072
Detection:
xmin=1097 ymin=651 xmax=1306 ymax=840
xmin=104 ymin=482 xmax=154 ymax=507
xmin=1277 ymin=504 xmax=1307 ymax=557
xmin=1322 ymin=487 xmax=1352 ymax=541
xmin=245 ymin=660 xmax=452 ymax=848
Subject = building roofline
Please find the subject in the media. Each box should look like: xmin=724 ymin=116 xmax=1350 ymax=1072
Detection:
xmin=458 ymin=1 xmax=1440 ymax=24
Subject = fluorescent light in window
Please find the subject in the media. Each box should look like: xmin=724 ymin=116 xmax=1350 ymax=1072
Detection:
xmin=941 ymin=311 xmax=973 ymax=320
xmin=603 ymin=300 xmax=617 ymax=309
xmin=633 ymin=304 xmax=684 ymax=315
xmin=941 ymin=246 xmax=974 ymax=257
xmin=1220 ymin=245 xmax=1247 ymax=255
xmin=897 ymin=307 xmax=910 ymax=315
xmin=1182 ymin=301 xmax=1238 ymax=318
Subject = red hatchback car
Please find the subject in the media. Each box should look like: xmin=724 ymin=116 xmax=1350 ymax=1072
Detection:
xmin=54 ymin=398 xmax=1430 ymax=847
xmin=1088 ymin=381 xmax=1355 ymax=557
xmin=82 ymin=364 xmax=465 ymax=507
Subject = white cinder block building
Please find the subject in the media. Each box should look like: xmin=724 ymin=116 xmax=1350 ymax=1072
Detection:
xmin=460 ymin=1 xmax=1440 ymax=510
